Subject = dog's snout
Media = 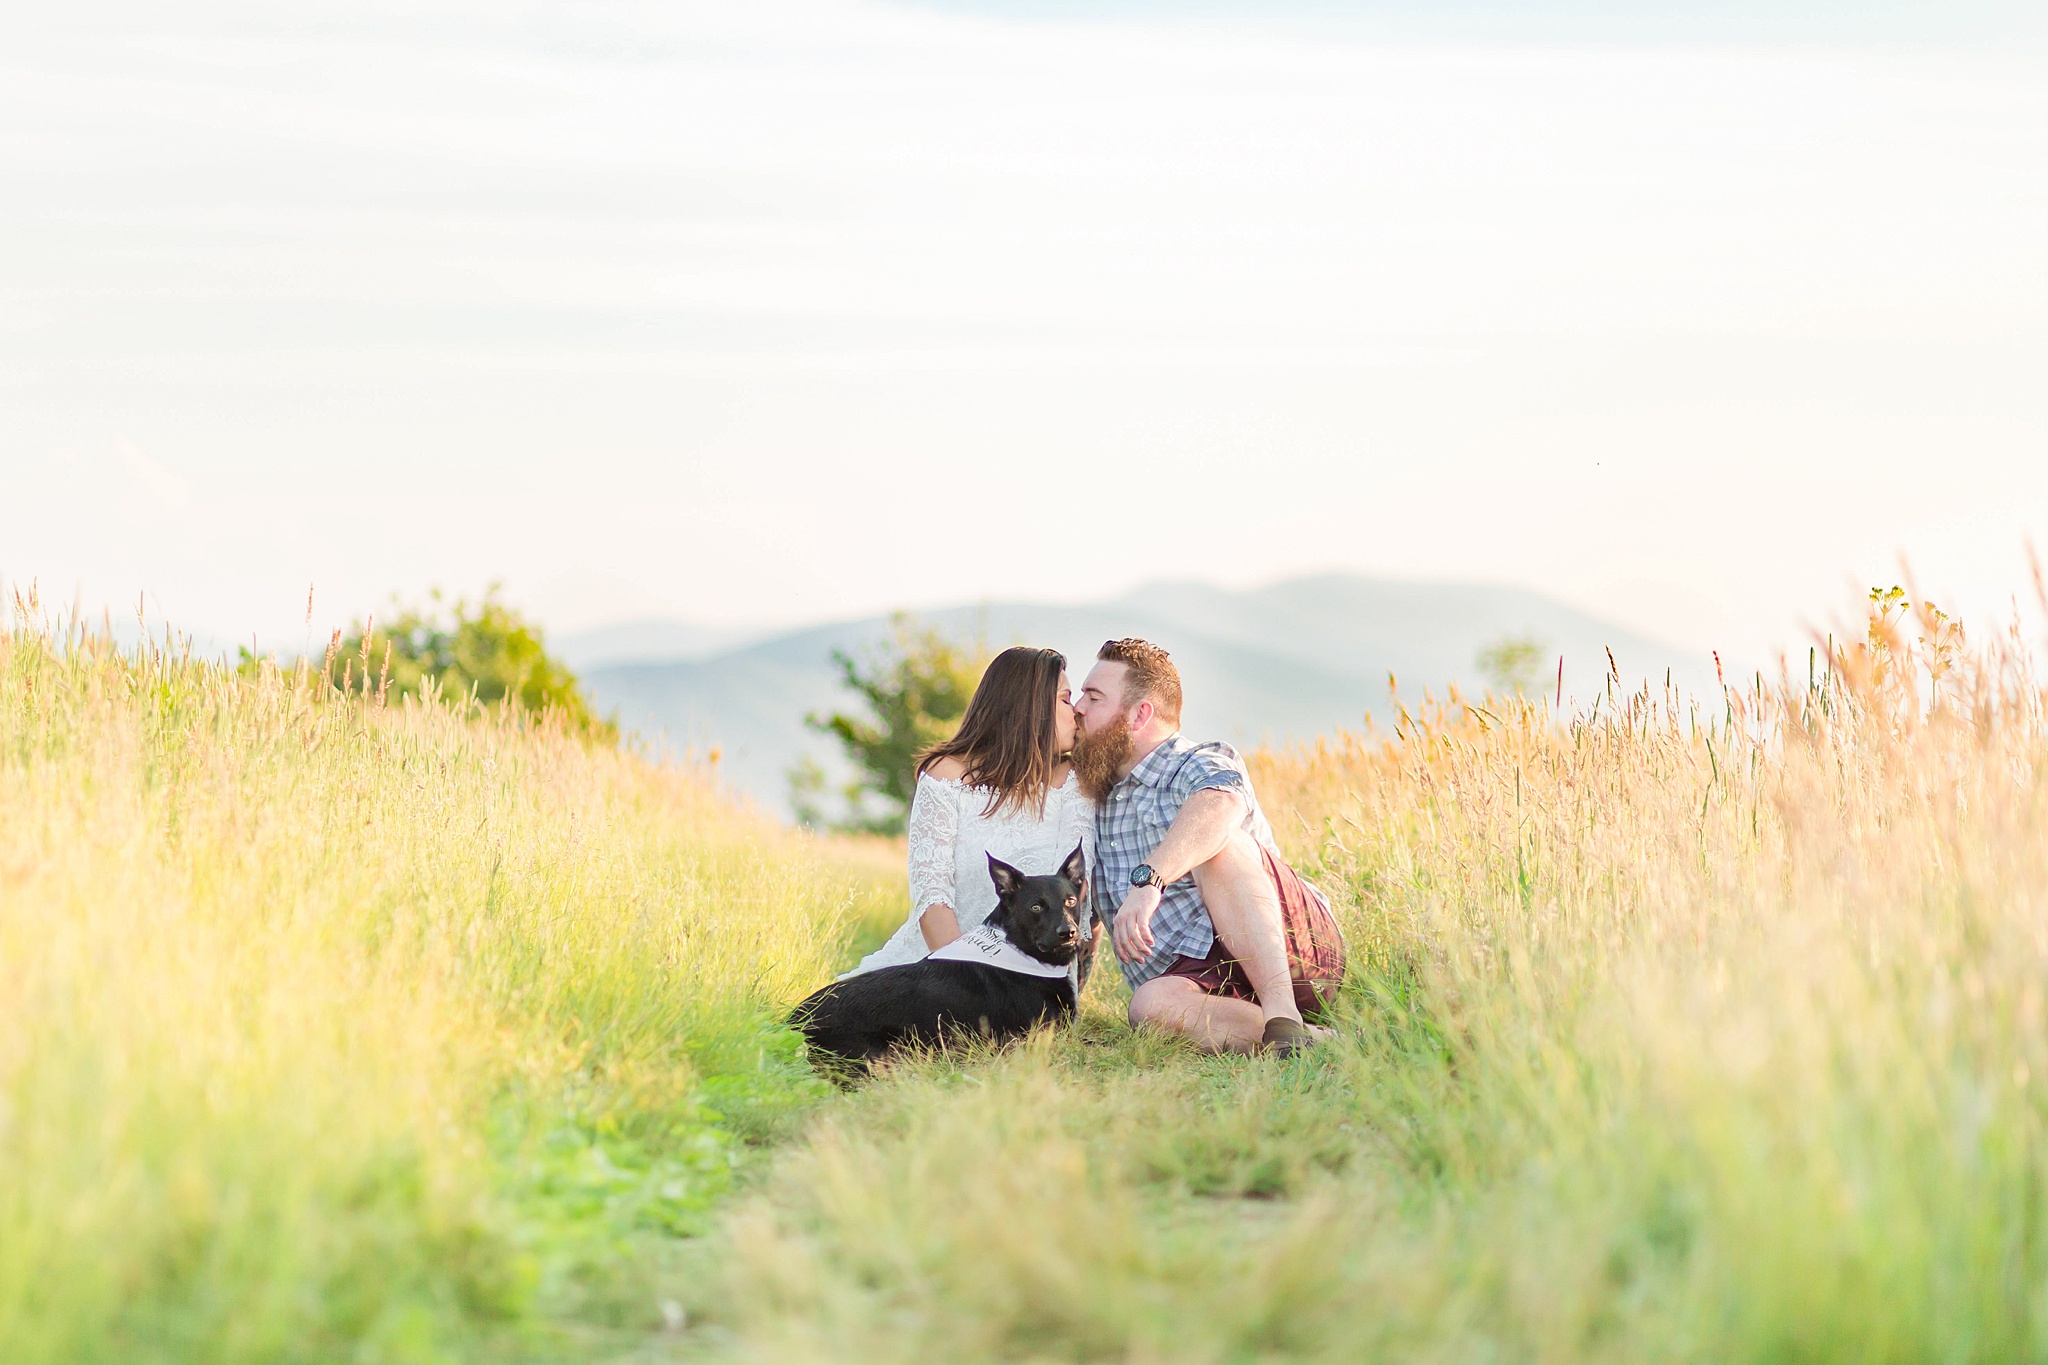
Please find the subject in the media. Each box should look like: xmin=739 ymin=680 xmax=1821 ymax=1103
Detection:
xmin=1056 ymin=924 xmax=1078 ymax=944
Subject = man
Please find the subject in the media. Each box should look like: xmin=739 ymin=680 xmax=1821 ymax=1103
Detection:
xmin=1070 ymin=638 xmax=1346 ymax=1055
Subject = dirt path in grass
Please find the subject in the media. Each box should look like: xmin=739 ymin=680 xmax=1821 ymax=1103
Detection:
xmin=628 ymin=980 xmax=1387 ymax=1365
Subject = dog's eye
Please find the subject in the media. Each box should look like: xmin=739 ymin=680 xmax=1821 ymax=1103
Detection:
xmin=1065 ymin=897 xmax=1076 ymax=908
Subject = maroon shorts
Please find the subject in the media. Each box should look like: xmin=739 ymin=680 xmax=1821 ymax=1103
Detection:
xmin=1160 ymin=845 xmax=1348 ymax=1021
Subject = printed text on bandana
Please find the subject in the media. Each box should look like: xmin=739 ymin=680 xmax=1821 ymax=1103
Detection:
xmin=928 ymin=925 xmax=1071 ymax=979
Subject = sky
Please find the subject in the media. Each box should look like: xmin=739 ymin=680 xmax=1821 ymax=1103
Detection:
xmin=3 ymin=0 xmax=2045 ymax=666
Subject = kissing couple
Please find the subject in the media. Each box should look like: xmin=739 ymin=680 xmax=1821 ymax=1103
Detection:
xmin=845 ymin=638 xmax=1346 ymax=1054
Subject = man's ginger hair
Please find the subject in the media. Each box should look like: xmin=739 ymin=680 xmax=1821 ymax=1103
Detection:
xmin=1097 ymin=638 xmax=1182 ymax=725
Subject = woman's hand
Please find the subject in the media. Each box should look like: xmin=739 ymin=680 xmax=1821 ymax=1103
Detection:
xmin=919 ymin=903 xmax=961 ymax=950
xmin=1111 ymin=884 xmax=1163 ymax=963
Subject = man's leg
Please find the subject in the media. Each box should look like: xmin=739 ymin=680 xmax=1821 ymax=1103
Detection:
xmin=1128 ymin=976 xmax=1265 ymax=1053
xmin=1191 ymin=829 xmax=1301 ymax=1026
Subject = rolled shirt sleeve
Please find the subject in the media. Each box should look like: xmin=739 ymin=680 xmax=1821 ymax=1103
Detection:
xmin=1169 ymin=747 xmax=1252 ymax=806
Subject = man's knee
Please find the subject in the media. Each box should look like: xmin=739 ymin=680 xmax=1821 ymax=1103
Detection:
xmin=1128 ymin=976 xmax=1199 ymax=1030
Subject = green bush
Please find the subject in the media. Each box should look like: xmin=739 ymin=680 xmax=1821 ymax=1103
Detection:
xmin=796 ymin=616 xmax=987 ymax=834
xmin=322 ymin=587 xmax=614 ymax=739
xmin=1476 ymin=632 xmax=1548 ymax=696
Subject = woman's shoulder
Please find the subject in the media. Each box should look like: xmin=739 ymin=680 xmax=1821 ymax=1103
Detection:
xmin=918 ymin=762 xmax=1089 ymax=824
xmin=922 ymin=755 xmax=971 ymax=783
xmin=914 ymin=758 xmax=975 ymax=804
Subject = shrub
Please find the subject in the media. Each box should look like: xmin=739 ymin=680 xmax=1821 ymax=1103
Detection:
xmin=322 ymin=586 xmax=614 ymax=739
xmin=798 ymin=616 xmax=987 ymax=834
xmin=1476 ymin=632 xmax=1549 ymax=696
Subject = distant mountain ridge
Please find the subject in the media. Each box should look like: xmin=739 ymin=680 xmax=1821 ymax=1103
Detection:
xmin=578 ymin=575 xmax=1713 ymax=819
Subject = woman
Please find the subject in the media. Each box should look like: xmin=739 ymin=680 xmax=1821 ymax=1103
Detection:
xmin=844 ymin=645 xmax=1096 ymax=979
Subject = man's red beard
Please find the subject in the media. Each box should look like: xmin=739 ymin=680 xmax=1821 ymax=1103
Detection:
xmin=1071 ymin=709 xmax=1133 ymax=803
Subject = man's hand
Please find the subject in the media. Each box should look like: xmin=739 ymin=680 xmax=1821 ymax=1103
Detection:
xmin=1112 ymin=884 xmax=1164 ymax=963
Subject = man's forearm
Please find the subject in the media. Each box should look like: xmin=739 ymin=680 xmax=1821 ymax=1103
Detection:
xmin=1145 ymin=789 xmax=1241 ymax=883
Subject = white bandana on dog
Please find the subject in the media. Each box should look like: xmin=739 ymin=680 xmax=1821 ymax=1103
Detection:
xmin=928 ymin=924 xmax=1072 ymax=980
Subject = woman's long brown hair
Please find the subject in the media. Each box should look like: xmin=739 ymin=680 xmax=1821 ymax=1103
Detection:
xmin=916 ymin=646 xmax=1067 ymax=817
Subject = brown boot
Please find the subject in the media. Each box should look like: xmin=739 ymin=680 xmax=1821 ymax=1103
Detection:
xmin=1260 ymin=1017 xmax=1317 ymax=1058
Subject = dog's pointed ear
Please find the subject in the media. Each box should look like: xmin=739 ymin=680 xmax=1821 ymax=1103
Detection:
xmin=1060 ymin=842 xmax=1087 ymax=888
xmin=987 ymin=854 xmax=1023 ymax=897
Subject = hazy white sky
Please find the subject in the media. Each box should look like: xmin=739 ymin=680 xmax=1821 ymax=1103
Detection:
xmin=4 ymin=0 xmax=2045 ymax=663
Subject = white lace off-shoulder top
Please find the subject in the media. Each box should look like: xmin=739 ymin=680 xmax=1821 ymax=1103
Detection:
xmin=842 ymin=770 xmax=1097 ymax=978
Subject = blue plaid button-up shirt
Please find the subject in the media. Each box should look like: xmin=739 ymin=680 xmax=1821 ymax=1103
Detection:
xmin=1091 ymin=732 xmax=1283 ymax=988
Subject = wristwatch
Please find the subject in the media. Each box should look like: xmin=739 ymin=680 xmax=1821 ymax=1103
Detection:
xmin=1129 ymin=863 xmax=1165 ymax=889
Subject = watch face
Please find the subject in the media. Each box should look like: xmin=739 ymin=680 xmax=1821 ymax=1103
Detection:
xmin=1130 ymin=864 xmax=1155 ymax=887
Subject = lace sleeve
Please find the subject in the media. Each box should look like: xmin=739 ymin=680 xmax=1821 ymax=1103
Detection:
xmin=905 ymin=776 xmax=961 ymax=919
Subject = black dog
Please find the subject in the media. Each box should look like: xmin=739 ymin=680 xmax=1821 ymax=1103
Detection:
xmin=791 ymin=843 xmax=1089 ymax=1069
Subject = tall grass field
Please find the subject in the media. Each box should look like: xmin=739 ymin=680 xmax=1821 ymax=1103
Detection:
xmin=7 ymin=588 xmax=2048 ymax=1362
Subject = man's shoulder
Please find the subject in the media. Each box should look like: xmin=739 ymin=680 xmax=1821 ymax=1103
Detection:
xmin=1179 ymin=736 xmax=1244 ymax=763
xmin=1158 ymin=736 xmax=1252 ymax=793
